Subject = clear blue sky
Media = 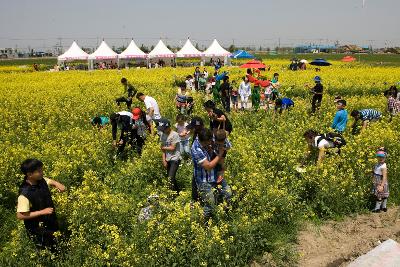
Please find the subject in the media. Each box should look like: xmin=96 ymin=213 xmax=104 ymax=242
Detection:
xmin=1 ymin=0 xmax=399 ymax=51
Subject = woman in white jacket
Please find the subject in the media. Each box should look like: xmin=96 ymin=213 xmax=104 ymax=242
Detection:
xmin=239 ymin=76 xmax=251 ymax=110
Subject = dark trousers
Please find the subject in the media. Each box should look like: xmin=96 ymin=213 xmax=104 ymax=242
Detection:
xmin=222 ymin=95 xmax=231 ymax=112
xmin=192 ymin=175 xmax=199 ymax=201
xmin=115 ymin=96 xmax=132 ymax=109
xmin=27 ymin=216 xmax=58 ymax=251
xmin=167 ymin=160 xmax=180 ymax=192
xmin=311 ymin=95 xmax=322 ymax=113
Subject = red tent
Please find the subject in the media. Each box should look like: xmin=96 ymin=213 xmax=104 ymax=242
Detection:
xmin=342 ymin=56 xmax=356 ymax=62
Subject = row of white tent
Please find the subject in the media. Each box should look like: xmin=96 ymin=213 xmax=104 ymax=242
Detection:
xmin=58 ymin=38 xmax=231 ymax=62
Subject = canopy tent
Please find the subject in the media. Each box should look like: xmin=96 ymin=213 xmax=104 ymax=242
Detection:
xmin=176 ymin=38 xmax=203 ymax=58
xmin=57 ymin=41 xmax=89 ymax=62
xmin=240 ymin=59 xmax=266 ymax=69
xmin=119 ymin=39 xmax=147 ymax=59
xmin=88 ymin=40 xmax=118 ymax=60
xmin=203 ymin=39 xmax=231 ymax=57
xmin=148 ymin=40 xmax=175 ymax=58
xmin=230 ymin=50 xmax=254 ymax=59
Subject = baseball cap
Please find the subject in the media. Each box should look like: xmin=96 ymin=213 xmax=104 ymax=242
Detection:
xmin=132 ymin=107 xmax=141 ymax=120
xmin=157 ymin=118 xmax=171 ymax=132
xmin=186 ymin=116 xmax=204 ymax=129
xmin=314 ymin=76 xmax=321 ymax=82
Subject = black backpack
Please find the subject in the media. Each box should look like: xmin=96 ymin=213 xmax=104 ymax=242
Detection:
xmin=317 ymin=133 xmax=346 ymax=148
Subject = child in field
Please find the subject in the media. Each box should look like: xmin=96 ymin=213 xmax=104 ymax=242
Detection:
xmin=384 ymin=90 xmax=400 ymax=121
xmin=213 ymin=129 xmax=232 ymax=184
xmin=252 ymin=81 xmax=261 ymax=111
xmin=372 ymin=148 xmax=389 ymax=213
xmin=274 ymin=98 xmax=294 ymax=114
xmin=175 ymin=114 xmax=191 ymax=162
xmin=307 ymin=76 xmax=323 ymax=114
xmin=331 ymin=99 xmax=348 ymax=134
xmin=91 ymin=115 xmax=109 ymax=129
xmin=350 ymin=109 xmax=382 ymax=133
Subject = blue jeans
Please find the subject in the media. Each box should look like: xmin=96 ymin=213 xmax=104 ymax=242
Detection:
xmin=197 ymin=180 xmax=232 ymax=220
xmin=180 ymin=139 xmax=190 ymax=158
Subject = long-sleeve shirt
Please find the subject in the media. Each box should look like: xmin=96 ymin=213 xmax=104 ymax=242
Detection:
xmin=388 ymin=97 xmax=400 ymax=115
xmin=331 ymin=109 xmax=348 ymax=133
xmin=239 ymin=81 xmax=251 ymax=97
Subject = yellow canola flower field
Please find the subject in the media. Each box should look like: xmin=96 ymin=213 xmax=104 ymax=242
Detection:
xmin=0 ymin=61 xmax=399 ymax=266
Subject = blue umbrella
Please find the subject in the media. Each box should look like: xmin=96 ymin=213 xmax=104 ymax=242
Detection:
xmin=310 ymin=58 xmax=332 ymax=66
xmin=230 ymin=50 xmax=255 ymax=59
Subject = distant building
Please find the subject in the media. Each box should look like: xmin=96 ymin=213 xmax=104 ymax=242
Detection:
xmin=0 ymin=48 xmax=17 ymax=59
xmin=294 ymin=45 xmax=337 ymax=54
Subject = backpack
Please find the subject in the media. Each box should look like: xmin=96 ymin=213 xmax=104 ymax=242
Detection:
xmin=316 ymin=133 xmax=346 ymax=148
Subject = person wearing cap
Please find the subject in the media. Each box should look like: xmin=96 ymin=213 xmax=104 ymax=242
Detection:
xmin=203 ymin=100 xmax=233 ymax=135
xmin=136 ymin=92 xmax=161 ymax=134
xmin=110 ymin=111 xmax=133 ymax=159
xmin=372 ymin=148 xmax=389 ymax=213
xmin=186 ymin=117 xmax=205 ymax=202
xmin=191 ymin=128 xmax=231 ymax=223
xmin=158 ymin=118 xmax=181 ymax=193
xmin=131 ymin=107 xmax=150 ymax=156
xmin=307 ymin=76 xmax=323 ymax=114
xmin=350 ymin=109 xmax=382 ymax=134
xmin=115 ymin=77 xmax=137 ymax=109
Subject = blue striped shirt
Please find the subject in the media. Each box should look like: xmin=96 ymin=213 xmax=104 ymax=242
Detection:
xmin=191 ymin=138 xmax=216 ymax=185
xmin=359 ymin=109 xmax=382 ymax=121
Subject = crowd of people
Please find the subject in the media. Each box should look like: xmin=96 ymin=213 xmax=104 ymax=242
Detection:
xmin=16 ymin=66 xmax=400 ymax=251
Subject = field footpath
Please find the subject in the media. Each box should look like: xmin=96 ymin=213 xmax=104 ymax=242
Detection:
xmin=297 ymin=207 xmax=400 ymax=267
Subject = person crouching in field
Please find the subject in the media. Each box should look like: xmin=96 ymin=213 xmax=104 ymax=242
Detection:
xmin=17 ymin=159 xmax=66 ymax=251
xmin=350 ymin=109 xmax=382 ymax=134
xmin=331 ymin=99 xmax=348 ymax=134
xmin=115 ymin=77 xmax=137 ymax=110
xmin=110 ymin=111 xmax=133 ymax=159
xmin=91 ymin=115 xmax=109 ymax=129
xmin=372 ymin=148 xmax=389 ymax=213
xmin=303 ymin=130 xmax=346 ymax=166
xmin=274 ymin=97 xmax=294 ymax=115
xmin=158 ymin=118 xmax=181 ymax=193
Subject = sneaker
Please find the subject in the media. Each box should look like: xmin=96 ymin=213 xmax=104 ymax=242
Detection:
xmin=381 ymin=208 xmax=388 ymax=212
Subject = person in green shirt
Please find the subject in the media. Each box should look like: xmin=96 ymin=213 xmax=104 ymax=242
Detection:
xmin=252 ymin=81 xmax=261 ymax=111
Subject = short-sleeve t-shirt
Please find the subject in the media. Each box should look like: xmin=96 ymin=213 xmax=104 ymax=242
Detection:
xmin=160 ymin=131 xmax=181 ymax=161
xmin=210 ymin=108 xmax=233 ymax=133
xmin=17 ymin=178 xmax=51 ymax=213
xmin=314 ymin=136 xmax=334 ymax=149
xmin=359 ymin=109 xmax=382 ymax=121
xmin=144 ymin=96 xmax=161 ymax=120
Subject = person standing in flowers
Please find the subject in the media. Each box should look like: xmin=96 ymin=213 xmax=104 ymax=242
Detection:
xmin=219 ymin=76 xmax=232 ymax=112
xmin=175 ymin=114 xmax=191 ymax=163
xmin=372 ymin=148 xmax=389 ymax=213
xmin=17 ymin=159 xmax=66 ymax=250
xmin=203 ymin=100 xmax=233 ymax=135
xmin=306 ymin=76 xmax=323 ymax=114
xmin=131 ymin=107 xmax=150 ymax=156
xmin=239 ymin=76 xmax=251 ymax=110
xmin=251 ymin=80 xmax=261 ymax=111
xmin=158 ymin=118 xmax=181 ymax=193
xmin=115 ymin=77 xmax=137 ymax=110
xmin=331 ymin=99 xmax=348 ymax=134
xmin=136 ymin=92 xmax=162 ymax=134
xmin=384 ymin=90 xmax=400 ymax=122
xmin=350 ymin=109 xmax=382 ymax=134
xmin=191 ymin=128 xmax=231 ymax=223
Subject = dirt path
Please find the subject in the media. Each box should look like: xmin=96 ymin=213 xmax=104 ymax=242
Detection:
xmin=297 ymin=207 xmax=400 ymax=267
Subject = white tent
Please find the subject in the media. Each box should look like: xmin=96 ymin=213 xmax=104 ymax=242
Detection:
xmin=148 ymin=40 xmax=175 ymax=58
xmin=176 ymin=38 xmax=203 ymax=58
xmin=58 ymin=41 xmax=89 ymax=62
xmin=119 ymin=39 xmax=147 ymax=59
xmin=203 ymin=39 xmax=231 ymax=57
xmin=88 ymin=40 xmax=118 ymax=60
